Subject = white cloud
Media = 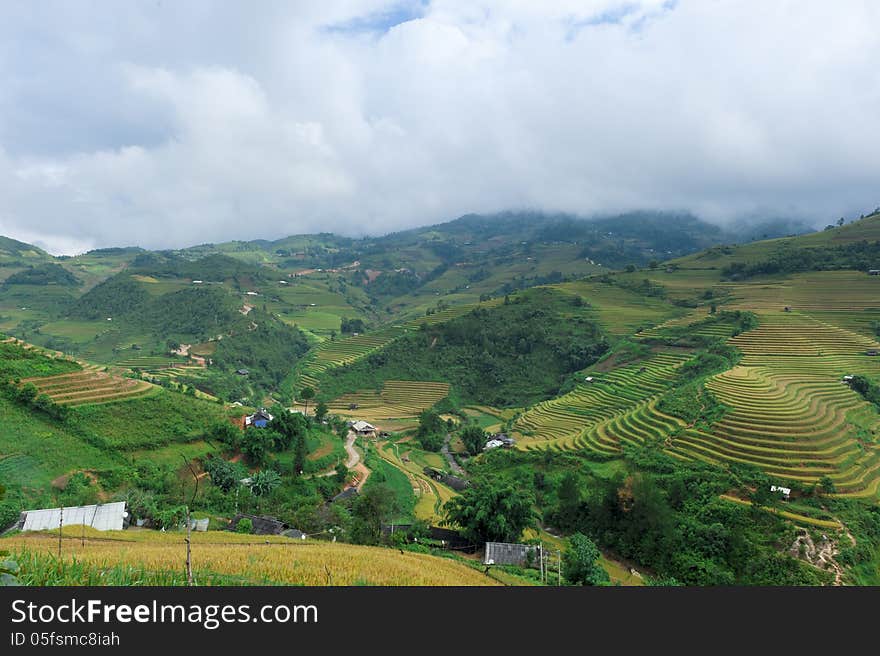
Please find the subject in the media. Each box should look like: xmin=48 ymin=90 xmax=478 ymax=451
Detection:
xmin=0 ymin=0 xmax=879 ymax=253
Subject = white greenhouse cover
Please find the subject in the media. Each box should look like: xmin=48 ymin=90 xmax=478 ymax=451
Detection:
xmin=21 ymin=502 xmax=128 ymax=532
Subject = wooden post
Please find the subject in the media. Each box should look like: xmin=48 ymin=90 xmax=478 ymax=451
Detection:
xmin=181 ymin=456 xmax=200 ymax=587
xmin=58 ymin=506 xmax=63 ymax=558
xmin=185 ymin=505 xmax=193 ymax=586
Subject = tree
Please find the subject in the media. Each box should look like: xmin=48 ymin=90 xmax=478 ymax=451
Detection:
xmin=416 ymin=409 xmax=446 ymax=451
xmin=249 ymin=469 xmax=282 ymax=497
xmin=625 ymin=264 xmax=637 ymax=273
xmin=837 ymin=217 xmax=845 ymax=226
xmin=204 ymin=457 xmax=246 ymax=492
xmin=236 ymin=517 xmax=254 ymax=534
xmin=443 ymin=478 xmax=536 ymax=544
xmin=315 ymin=401 xmax=329 ymax=423
xmin=349 ymin=484 xmax=398 ymax=544
xmin=334 ymin=463 xmax=348 ymax=485
xmin=241 ymin=427 xmax=276 ymax=465
xmin=554 ymin=472 xmax=582 ymax=530
xmin=206 ymin=422 xmax=242 ymax=449
xmin=563 ymin=533 xmax=609 ymax=586
xmin=460 ymin=425 xmax=487 ymax=456
xmin=818 ymin=476 xmax=836 ymax=495
xmin=709 ymin=303 xmax=717 ymax=314
xmin=300 ymin=386 xmax=316 ymax=415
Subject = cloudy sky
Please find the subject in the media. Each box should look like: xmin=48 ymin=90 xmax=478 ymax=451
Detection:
xmin=1 ymin=1 xmax=878 ymax=254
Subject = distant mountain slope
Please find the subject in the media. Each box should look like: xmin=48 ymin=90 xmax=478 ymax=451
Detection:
xmin=0 ymin=236 xmax=52 ymax=271
xmin=672 ymin=210 xmax=880 ymax=278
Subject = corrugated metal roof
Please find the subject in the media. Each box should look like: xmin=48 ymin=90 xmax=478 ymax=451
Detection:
xmin=20 ymin=502 xmax=128 ymax=532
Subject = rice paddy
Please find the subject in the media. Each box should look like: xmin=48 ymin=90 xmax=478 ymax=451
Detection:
xmin=2 ymin=529 xmax=497 ymax=586
xmin=21 ymin=366 xmax=155 ymax=406
xmin=514 ymin=351 xmax=691 ymax=451
xmin=327 ymin=380 xmax=451 ymax=422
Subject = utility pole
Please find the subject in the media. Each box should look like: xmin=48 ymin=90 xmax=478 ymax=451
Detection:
xmin=558 ymin=550 xmax=562 ymax=586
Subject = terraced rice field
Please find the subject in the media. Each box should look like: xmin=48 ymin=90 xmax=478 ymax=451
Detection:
xmin=664 ymin=310 xmax=880 ymax=496
xmin=328 ymin=380 xmax=451 ymax=421
xmin=635 ymin=310 xmax=739 ymax=341
xmin=114 ymin=355 xmax=183 ymax=370
xmin=514 ymin=351 xmax=691 ymax=451
xmin=295 ymin=325 xmax=408 ymax=389
xmin=376 ymin=441 xmax=455 ymax=522
xmin=22 ymin=367 xmax=155 ymax=406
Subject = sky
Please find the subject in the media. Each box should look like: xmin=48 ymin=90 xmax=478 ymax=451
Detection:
xmin=0 ymin=0 xmax=878 ymax=254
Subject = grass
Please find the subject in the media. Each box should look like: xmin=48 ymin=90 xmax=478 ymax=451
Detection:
xmin=69 ymin=389 xmax=228 ymax=451
xmin=0 ymin=338 xmax=81 ymax=379
xmin=0 ymin=396 xmax=117 ymax=489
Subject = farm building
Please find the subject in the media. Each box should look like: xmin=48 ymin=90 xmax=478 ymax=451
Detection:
xmin=866 ymin=350 xmax=878 ymax=356
xmin=423 ymin=467 xmax=470 ymax=491
xmin=245 ymin=408 xmax=274 ymax=428
xmin=868 ymin=269 xmax=880 ymax=276
xmin=489 ymin=433 xmax=516 ymax=448
xmin=484 ymin=439 xmax=504 ymax=450
xmin=351 ymin=420 xmax=376 ymax=436
xmin=332 ymin=487 xmax=359 ymax=503
xmin=283 ymin=528 xmax=307 ymax=540
xmin=483 ymin=541 xmax=540 ymax=567
xmin=228 ymin=514 xmax=287 ymax=535
xmin=15 ymin=502 xmax=129 ymax=533
xmin=770 ymin=485 xmax=792 ymax=500
xmin=236 ymin=368 xmax=250 ymax=376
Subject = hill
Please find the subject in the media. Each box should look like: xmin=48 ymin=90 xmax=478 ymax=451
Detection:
xmin=315 ymin=287 xmax=609 ymax=407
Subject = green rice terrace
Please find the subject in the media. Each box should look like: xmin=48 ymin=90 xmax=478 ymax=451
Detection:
xmin=3 ymin=211 xmax=880 ymax=586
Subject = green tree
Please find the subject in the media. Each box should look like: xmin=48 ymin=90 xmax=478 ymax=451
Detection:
xmin=204 ymin=457 xmax=247 ymax=492
xmin=206 ymin=422 xmax=242 ymax=449
xmin=460 ymin=425 xmax=487 ymax=456
xmin=300 ymin=386 xmax=316 ymax=415
xmin=416 ymin=409 xmax=446 ymax=452
xmin=335 ymin=463 xmax=348 ymax=485
xmin=236 ymin=517 xmax=254 ymax=534
xmin=241 ymin=427 xmax=276 ymax=465
xmin=315 ymin=401 xmax=329 ymax=423
xmin=818 ymin=476 xmax=836 ymax=495
xmin=554 ymin=472 xmax=582 ymax=530
xmin=249 ymin=469 xmax=282 ymax=497
xmin=349 ymin=484 xmax=398 ymax=544
xmin=443 ymin=478 xmax=536 ymax=544
xmin=0 ymin=484 xmax=19 ymax=586
xmin=563 ymin=533 xmax=609 ymax=586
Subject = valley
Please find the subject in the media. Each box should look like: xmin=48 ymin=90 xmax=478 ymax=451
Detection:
xmin=2 ymin=210 xmax=880 ymax=586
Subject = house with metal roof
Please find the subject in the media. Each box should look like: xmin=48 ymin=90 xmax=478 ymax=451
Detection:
xmin=351 ymin=420 xmax=376 ymax=436
xmin=245 ymin=408 xmax=274 ymax=428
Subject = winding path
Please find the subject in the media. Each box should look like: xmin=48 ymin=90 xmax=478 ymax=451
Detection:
xmin=442 ymin=433 xmax=465 ymax=475
xmin=344 ymin=430 xmax=371 ymax=490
